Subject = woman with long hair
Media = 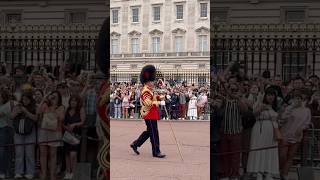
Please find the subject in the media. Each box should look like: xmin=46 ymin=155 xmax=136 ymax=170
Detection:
xmin=11 ymin=93 xmax=38 ymax=179
xmin=38 ymin=91 xmax=65 ymax=180
xmin=247 ymin=88 xmax=281 ymax=180
xmin=63 ymin=95 xmax=85 ymax=179
xmin=129 ymin=90 xmax=136 ymax=118
xmin=121 ymin=90 xmax=130 ymax=119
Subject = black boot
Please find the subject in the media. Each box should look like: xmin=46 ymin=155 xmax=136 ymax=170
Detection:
xmin=153 ymin=153 xmax=166 ymax=158
xmin=130 ymin=143 xmax=140 ymax=155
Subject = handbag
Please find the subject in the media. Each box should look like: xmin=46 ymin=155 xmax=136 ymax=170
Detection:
xmin=242 ymin=107 xmax=256 ymax=130
xmin=62 ymin=131 xmax=80 ymax=145
xmin=269 ymin=111 xmax=283 ymax=141
xmin=41 ymin=112 xmax=58 ymax=131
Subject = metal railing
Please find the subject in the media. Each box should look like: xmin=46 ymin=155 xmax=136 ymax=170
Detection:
xmin=110 ymin=69 xmax=210 ymax=85
xmin=111 ymin=51 xmax=210 ymax=59
xmin=0 ymin=24 xmax=101 ymax=74
xmin=211 ymin=35 xmax=320 ymax=81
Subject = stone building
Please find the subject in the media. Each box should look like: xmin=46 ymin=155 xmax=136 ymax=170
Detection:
xmin=0 ymin=0 xmax=107 ymax=72
xmin=110 ymin=0 xmax=210 ymax=85
xmin=212 ymin=0 xmax=320 ymax=81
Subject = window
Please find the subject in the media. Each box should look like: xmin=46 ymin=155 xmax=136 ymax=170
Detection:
xmin=200 ymin=3 xmax=208 ymax=17
xmin=212 ymin=10 xmax=228 ymax=23
xmin=175 ymin=36 xmax=183 ymax=52
xmin=131 ymin=64 xmax=138 ymax=69
xmin=153 ymin=6 xmax=161 ymax=21
xmin=199 ymin=64 xmax=206 ymax=69
xmin=70 ymin=12 xmax=86 ymax=24
xmin=214 ymin=52 xmax=229 ymax=71
xmin=112 ymin=9 xmax=119 ymax=24
xmin=152 ymin=37 xmax=161 ymax=53
xmin=111 ymin=39 xmax=119 ymax=54
xmin=131 ymin=38 xmax=140 ymax=53
xmin=199 ymin=35 xmax=208 ymax=52
xmin=132 ymin=7 xmax=139 ymax=22
xmin=282 ymin=52 xmax=307 ymax=81
xmin=175 ymin=64 xmax=182 ymax=69
xmin=285 ymin=10 xmax=305 ymax=23
xmin=6 ymin=13 xmax=21 ymax=24
xmin=176 ymin=5 xmax=183 ymax=20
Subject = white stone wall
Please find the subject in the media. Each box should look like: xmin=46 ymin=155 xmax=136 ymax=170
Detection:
xmin=110 ymin=0 xmax=210 ymax=72
xmin=213 ymin=0 xmax=320 ymax=24
xmin=0 ymin=0 xmax=107 ymax=25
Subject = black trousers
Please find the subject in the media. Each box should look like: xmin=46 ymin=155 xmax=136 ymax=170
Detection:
xmin=133 ymin=120 xmax=160 ymax=155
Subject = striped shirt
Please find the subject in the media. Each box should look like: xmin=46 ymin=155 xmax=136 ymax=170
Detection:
xmin=223 ymin=99 xmax=242 ymax=134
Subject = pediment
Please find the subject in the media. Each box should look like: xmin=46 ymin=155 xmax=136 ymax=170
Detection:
xmin=195 ymin=26 xmax=210 ymax=33
xmin=172 ymin=28 xmax=186 ymax=34
xmin=128 ymin=30 xmax=142 ymax=36
xmin=149 ymin=29 xmax=163 ymax=35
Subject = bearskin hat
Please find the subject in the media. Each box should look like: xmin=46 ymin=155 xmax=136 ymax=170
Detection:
xmin=140 ymin=65 xmax=156 ymax=84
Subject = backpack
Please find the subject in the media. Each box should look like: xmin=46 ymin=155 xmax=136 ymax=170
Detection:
xmin=13 ymin=110 xmax=35 ymax=135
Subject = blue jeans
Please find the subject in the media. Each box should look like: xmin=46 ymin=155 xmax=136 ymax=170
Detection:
xmin=14 ymin=129 xmax=36 ymax=176
xmin=0 ymin=126 xmax=11 ymax=175
xmin=114 ymin=104 xmax=122 ymax=118
xmin=109 ymin=102 xmax=115 ymax=118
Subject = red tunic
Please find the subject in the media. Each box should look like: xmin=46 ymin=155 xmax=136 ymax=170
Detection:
xmin=140 ymin=85 xmax=160 ymax=120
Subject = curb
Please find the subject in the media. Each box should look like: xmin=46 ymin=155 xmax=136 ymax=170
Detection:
xmin=110 ymin=118 xmax=210 ymax=122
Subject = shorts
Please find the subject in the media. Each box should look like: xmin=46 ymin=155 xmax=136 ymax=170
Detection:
xmin=38 ymin=129 xmax=63 ymax=147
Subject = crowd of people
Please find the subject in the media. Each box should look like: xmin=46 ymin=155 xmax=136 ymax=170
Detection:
xmin=110 ymin=80 xmax=210 ymax=121
xmin=212 ymin=61 xmax=320 ymax=180
xmin=0 ymin=64 xmax=102 ymax=180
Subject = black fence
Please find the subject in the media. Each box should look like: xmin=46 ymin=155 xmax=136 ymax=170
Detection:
xmin=0 ymin=36 xmax=98 ymax=75
xmin=211 ymin=35 xmax=320 ymax=81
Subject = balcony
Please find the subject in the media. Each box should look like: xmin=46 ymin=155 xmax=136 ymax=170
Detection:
xmin=111 ymin=51 xmax=210 ymax=59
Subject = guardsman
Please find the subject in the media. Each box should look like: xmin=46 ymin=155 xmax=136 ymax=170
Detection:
xmin=130 ymin=65 xmax=166 ymax=158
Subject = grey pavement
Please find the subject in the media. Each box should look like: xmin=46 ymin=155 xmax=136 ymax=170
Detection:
xmin=110 ymin=119 xmax=210 ymax=180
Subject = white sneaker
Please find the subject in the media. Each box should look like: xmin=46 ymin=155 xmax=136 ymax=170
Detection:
xmin=63 ymin=173 xmax=71 ymax=179
xmin=178 ymin=118 xmax=181 ymax=120
xmin=15 ymin=174 xmax=23 ymax=178
xmin=25 ymin=174 xmax=34 ymax=179
xmin=182 ymin=118 xmax=185 ymax=120
xmin=0 ymin=174 xmax=5 ymax=179
xmin=130 ymin=116 xmax=133 ymax=118
xmin=162 ymin=118 xmax=165 ymax=120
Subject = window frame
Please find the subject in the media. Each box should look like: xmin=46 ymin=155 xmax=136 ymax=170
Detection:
xmin=132 ymin=7 xmax=140 ymax=23
xmin=212 ymin=8 xmax=229 ymax=23
xmin=111 ymin=8 xmax=120 ymax=24
xmin=152 ymin=36 xmax=161 ymax=53
xmin=131 ymin=38 xmax=140 ymax=54
xmin=200 ymin=2 xmax=208 ymax=18
xmin=176 ymin=4 xmax=184 ymax=20
xmin=111 ymin=38 xmax=120 ymax=54
xmin=153 ymin=6 xmax=161 ymax=22
xmin=281 ymin=6 xmax=308 ymax=24
xmin=198 ymin=35 xmax=209 ymax=52
xmin=65 ymin=9 xmax=87 ymax=24
xmin=3 ymin=9 xmax=23 ymax=25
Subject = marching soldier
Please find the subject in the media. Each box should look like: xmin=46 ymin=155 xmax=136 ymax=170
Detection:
xmin=130 ymin=65 xmax=166 ymax=158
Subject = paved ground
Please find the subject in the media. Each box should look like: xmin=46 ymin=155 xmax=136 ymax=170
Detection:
xmin=110 ymin=119 xmax=210 ymax=180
